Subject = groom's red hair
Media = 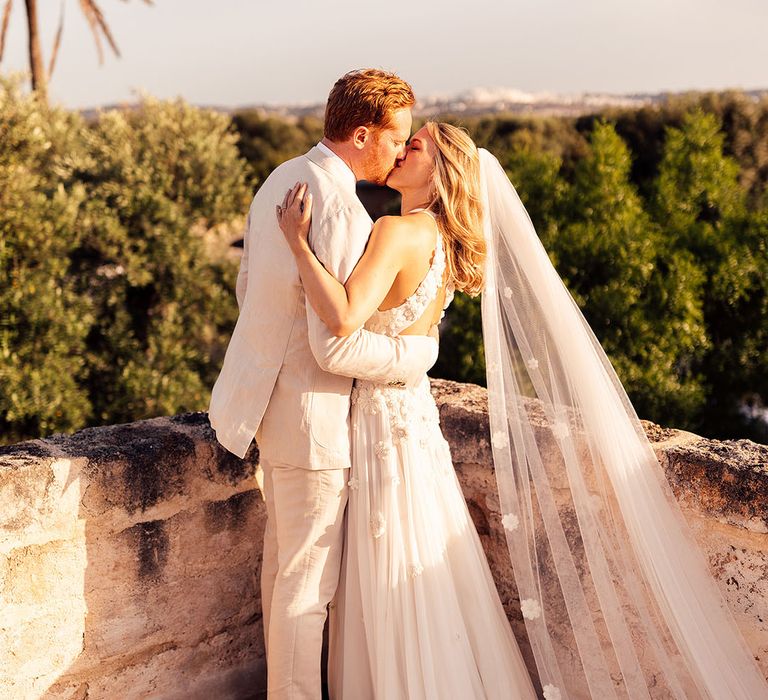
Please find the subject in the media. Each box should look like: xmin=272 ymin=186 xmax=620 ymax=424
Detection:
xmin=324 ymin=69 xmax=415 ymax=142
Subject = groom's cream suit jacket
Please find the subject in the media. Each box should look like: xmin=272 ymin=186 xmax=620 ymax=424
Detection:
xmin=208 ymin=145 xmax=438 ymax=466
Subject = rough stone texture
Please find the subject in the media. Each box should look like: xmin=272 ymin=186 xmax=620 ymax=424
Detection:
xmin=1 ymin=414 xmax=264 ymax=700
xmin=1 ymin=379 xmax=766 ymax=698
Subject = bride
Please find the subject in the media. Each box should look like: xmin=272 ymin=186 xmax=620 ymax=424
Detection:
xmin=277 ymin=122 xmax=768 ymax=699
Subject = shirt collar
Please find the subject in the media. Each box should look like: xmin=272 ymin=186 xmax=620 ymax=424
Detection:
xmin=316 ymin=141 xmax=357 ymax=191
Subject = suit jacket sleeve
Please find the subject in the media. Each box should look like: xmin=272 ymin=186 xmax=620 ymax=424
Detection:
xmin=305 ymin=203 xmax=439 ymax=386
xmin=235 ymin=207 xmax=252 ymax=312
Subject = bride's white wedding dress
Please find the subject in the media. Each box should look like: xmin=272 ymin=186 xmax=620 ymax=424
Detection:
xmin=328 ymin=211 xmax=538 ymax=699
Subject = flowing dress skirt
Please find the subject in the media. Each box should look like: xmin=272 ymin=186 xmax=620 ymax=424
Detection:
xmin=329 ymin=375 xmax=538 ymax=699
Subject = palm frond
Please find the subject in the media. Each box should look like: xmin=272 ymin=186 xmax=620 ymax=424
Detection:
xmin=47 ymin=0 xmax=65 ymax=78
xmin=79 ymin=0 xmax=103 ymax=63
xmin=79 ymin=0 xmax=120 ymax=64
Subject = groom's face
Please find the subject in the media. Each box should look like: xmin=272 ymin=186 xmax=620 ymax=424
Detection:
xmin=360 ymin=108 xmax=412 ymax=185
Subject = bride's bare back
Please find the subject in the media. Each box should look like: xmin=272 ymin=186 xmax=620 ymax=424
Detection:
xmin=374 ymin=211 xmax=449 ymax=336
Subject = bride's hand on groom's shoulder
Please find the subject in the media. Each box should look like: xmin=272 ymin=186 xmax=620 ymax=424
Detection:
xmin=276 ymin=182 xmax=313 ymax=254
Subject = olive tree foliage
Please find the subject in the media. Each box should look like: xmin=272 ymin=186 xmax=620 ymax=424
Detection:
xmin=231 ymin=110 xmax=323 ymax=188
xmin=74 ymin=96 xmax=251 ymax=425
xmin=0 ymin=79 xmax=92 ymax=442
xmin=1 ymin=79 xmax=251 ymax=443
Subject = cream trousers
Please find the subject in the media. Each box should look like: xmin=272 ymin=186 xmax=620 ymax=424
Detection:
xmin=260 ymin=458 xmax=348 ymax=699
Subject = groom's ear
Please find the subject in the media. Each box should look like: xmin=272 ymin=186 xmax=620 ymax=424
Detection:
xmin=351 ymin=125 xmax=371 ymax=151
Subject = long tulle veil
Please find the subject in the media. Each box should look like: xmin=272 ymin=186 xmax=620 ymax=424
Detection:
xmin=478 ymin=147 xmax=768 ymax=699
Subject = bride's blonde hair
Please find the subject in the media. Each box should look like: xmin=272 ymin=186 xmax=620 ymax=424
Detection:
xmin=426 ymin=121 xmax=485 ymax=297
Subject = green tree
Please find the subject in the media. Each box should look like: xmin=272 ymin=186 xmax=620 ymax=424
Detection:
xmin=559 ymin=121 xmax=709 ymax=426
xmin=0 ymin=84 xmax=251 ymax=444
xmin=73 ymin=97 xmax=250 ymax=424
xmin=606 ymin=91 xmax=768 ymax=208
xmin=431 ymin=290 xmax=486 ymax=386
xmin=231 ymin=110 xmax=323 ymax=188
xmin=655 ymin=110 xmax=767 ymax=440
xmin=435 ymin=122 xmax=711 ymax=429
xmin=0 ymin=77 xmax=92 ymax=442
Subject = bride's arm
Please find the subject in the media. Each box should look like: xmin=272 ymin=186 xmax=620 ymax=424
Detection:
xmin=277 ymin=182 xmax=404 ymax=336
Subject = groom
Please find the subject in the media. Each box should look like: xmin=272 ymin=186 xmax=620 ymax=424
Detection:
xmin=208 ymin=69 xmax=438 ymax=698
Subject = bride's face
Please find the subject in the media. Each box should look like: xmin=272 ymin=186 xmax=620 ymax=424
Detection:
xmin=385 ymin=126 xmax=437 ymax=192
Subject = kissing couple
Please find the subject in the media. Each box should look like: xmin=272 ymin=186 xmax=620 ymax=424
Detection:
xmin=208 ymin=69 xmax=767 ymax=699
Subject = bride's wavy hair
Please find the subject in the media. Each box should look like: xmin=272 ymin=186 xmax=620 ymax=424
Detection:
xmin=426 ymin=121 xmax=485 ymax=297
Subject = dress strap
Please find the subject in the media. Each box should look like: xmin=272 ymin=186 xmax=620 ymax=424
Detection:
xmin=406 ymin=207 xmax=437 ymax=219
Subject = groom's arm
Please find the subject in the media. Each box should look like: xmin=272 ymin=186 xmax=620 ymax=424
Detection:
xmin=305 ymin=205 xmax=438 ymax=386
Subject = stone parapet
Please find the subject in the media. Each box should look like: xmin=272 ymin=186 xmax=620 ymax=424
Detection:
xmin=1 ymin=379 xmax=766 ymax=698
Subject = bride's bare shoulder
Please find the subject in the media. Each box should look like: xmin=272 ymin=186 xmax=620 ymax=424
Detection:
xmin=371 ymin=213 xmax=436 ymax=254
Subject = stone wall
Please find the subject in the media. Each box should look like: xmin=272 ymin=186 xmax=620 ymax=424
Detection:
xmin=1 ymin=379 xmax=766 ymax=699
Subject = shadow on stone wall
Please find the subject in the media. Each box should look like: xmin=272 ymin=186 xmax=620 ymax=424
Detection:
xmin=1 ymin=411 xmax=265 ymax=699
xmin=1 ymin=379 xmax=767 ymax=698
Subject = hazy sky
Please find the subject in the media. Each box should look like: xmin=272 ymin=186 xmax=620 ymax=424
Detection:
xmin=1 ymin=0 xmax=766 ymax=108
